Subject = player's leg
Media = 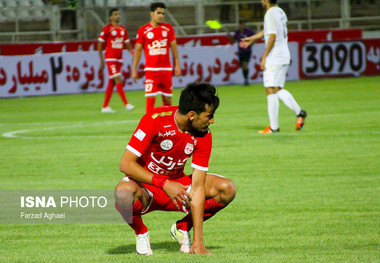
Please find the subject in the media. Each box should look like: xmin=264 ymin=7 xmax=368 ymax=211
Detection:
xmin=144 ymin=72 xmax=157 ymax=113
xmin=172 ymin=174 xmax=236 ymax=253
xmin=175 ymin=173 xmax=236 ymax=231
xmin=159 ymin=71 xmax=173 ymax=106
xmin=274 ymin=65 xmax=307 ymax=130
xmin=242 ymin=60 xmax=249 ymax=85
xmin=162 ymin=95 xmax=172 ymax=106
xmin=276 ymin=65 xmax=301 ymax=115
xmin=113 ymin=62 xmax=134 ymax=111
xmin=114 ymin=177 xmax=152 ymax=255
xmin=101 ymin=62 xmax=117 ymax=113
xmin=240 ymin=53 xmax=250 ymax=85
xmin=259 ymin=63 xmax=282 ymax=133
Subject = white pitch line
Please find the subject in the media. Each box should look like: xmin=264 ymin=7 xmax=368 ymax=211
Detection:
xmin=1 ymin=120 xmax=139 ymax=139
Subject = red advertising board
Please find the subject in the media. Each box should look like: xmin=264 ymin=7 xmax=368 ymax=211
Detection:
xmin=0 ymin=29 xmax=362 ymax=56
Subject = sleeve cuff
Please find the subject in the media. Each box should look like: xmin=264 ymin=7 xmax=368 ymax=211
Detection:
xmin=98 ymin=38 xmax=105 ymax=42
xmin=124 ymin=39 xmax=130 ymax=43
xmin=191 ymin=163 xmax=208 ymax=171
xmin=126 ymin=145 xmax=142 ymax=157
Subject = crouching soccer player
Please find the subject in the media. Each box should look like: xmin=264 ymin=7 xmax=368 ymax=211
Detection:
xmin=114 ymin=82 xmax=236 ymax=255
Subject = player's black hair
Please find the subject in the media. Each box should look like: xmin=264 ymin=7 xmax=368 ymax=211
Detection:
xmin=269 ymin=0 xmax=278 ymax=4
xmin=151 ymin=2 xmax=166 ymax=12
xmin=109 ymin=8 xmax=118 ymax=17
xmin=179 ymin=82 xmax=220 ymax=115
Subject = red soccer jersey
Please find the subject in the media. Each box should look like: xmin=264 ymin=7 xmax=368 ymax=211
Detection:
xmin=136 ymin=22 xmax=176 ymax=71
xmin=98 ymin=23 xmax=130 ymax=61
xmin=126 ymin=106 xmax=212 ymax=179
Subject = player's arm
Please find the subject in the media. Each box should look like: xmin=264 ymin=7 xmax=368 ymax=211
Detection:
xmin=260 ymin=33 xmax=275 ymax=70
xmin=170 ymin=40 xmax=181 ymax=77
xmin=189 ymin=168 xmax=211 ymax=254
xmin=132 ymin=43 xmax=143 ymax=82
xmin=125 ymin=41 xmax=134 ymax=55
xmin=97 ymin=41 xmax=105 ymax=70
xmin=239 ymin=30 xmax=264 ymax=48
xmin=120 ymin=150 xmax=191 ymax=209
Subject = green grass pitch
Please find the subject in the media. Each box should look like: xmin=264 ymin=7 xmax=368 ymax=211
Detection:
xmin=0 ymin=76 xmax=379 ymax=262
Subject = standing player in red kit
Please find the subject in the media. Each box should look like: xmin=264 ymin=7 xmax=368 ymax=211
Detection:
xmin=114 ymin=82 xmax=236 ymax=255
xmin=98 ymin=8 xmax=135 ymax=113
xmin=132 ymin=2 xmax=181 ymax=113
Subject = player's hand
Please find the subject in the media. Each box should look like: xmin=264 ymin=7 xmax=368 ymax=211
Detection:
xmin=189 ymin=243 xmax=212 ymax=254
xmin=174 ymin=64 xmax=181 ymax=77
xmin=132 ymin=70 xmax=138 ymax=82
xmin=260 ymin=57 xmax=266 ymax=70
xmin=163 ymin=181 xmax=191 ymax=209
xmin=239 ymin=37 xmax=253 ymax=48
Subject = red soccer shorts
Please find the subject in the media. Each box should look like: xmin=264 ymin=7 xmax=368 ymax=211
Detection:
xmin=144 ymin=70 xmax=173 ymax=97
xmin=140 ymin=174 xmax=191 ymax=214
xmin=106 ymin=61 xmax=122 ymax=79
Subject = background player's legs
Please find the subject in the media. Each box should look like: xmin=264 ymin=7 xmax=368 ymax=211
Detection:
xmin=239 ymin=53 xmax=251 ymax=85
xmin=144 ymin=74 xmax=157 ymax=113
xmin=277 ymin=88 xmax=301 ymax=116
xmin=275 ymin=65 xmax=302 ymax=116
xmin=115 ymin=178 xmax=150 ymax=235
xmin=114 ymin=76 xmax=129 ymax=106
xmin=266 ymin=87 xmax=280 ymax=131
xmin=241 ymin=60 xmax=249 ymax=85
xmin=102 ymin=79 xmax=114 ymax=109
xmin=146 ymin=97 xmax=156 ymax=113
xmin=176 ymin=174 xmax=236 ymax=232
xmin=158 ymin=72 xmax=173 ymax=107
xmin=162 ymin=95 xmax=172 ymax=106
xmin=260 ymin=64 xmax=284 ymax=133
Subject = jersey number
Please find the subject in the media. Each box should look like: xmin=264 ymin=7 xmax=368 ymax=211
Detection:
xmin=145 ymin=83 xmax=153 ymax=92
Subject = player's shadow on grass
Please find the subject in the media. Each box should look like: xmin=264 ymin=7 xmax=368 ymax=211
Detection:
xmin=107 ymin=241 xmax=222 ymax=254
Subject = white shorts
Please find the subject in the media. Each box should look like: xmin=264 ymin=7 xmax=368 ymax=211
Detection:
xmin=263 ymin=64 xmax=289 ymax=88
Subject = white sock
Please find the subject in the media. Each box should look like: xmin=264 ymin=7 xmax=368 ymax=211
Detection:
xmin=277 ymin=89 xmax=301 ymax=116
xmin=267 ymin=94 xmax=279 ymax=130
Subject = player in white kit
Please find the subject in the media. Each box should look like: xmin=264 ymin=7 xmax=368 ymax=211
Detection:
xmin=240 ymin=0 xmax=307 ymax=133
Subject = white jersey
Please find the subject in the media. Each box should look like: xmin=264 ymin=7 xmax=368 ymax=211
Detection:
xmin=264 ymin=6 xmax=290 ymax=65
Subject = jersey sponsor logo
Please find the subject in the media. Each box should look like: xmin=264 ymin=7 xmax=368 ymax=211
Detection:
xmin=151 ymin=111 xmax=173 ymax=119
xmin=149 ymin=152 xmax=189 ymax=172
xmin=147 ymin=32 xmax=154 ymax=39
xmin=158 ymin=130 xmax=176 ymax=137
xmin=149 ymin=48 xmax=167 ymax=56
xmin=184 ymin=143 xmax=194 ymax=155
xmin=111 ymin=37 xmax=124 ymax=49
xmin=162 ymin=31 xmax=167 ymax=37
xmin=148 ymin=39 xmax=168 ymax=56
xmin=134 ymin=129 xmax=146 ymax=141
xmin=111 ymin=30 xmax=117 ymax=36
xmin=160 ymin=139 xmax=173 ymax=150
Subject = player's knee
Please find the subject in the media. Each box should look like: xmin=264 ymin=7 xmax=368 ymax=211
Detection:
xmin=114 ymin=181 xmax=139 ymax=206
xmin=220 ymin=179 xmax=236 ymax=203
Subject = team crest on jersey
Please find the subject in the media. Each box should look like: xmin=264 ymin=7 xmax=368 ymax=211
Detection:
xmin=147 ymin=32 xmax=154 ymax=39
xmin=121 ymin=31 xmax=125 ymax=36
xmin=160 ymin=139 xmax=173 ymax=150
xmin=184 ymin=143 xmax=194 ymax=155
xmin=111 ymin=30 xmax=117 ymax=36
xmin=162 ymin=31 xmax=167 ymax=37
